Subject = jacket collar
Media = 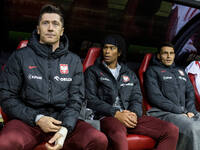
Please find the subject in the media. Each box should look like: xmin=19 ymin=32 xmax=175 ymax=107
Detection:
xmin=94 ymin=57 xmax=128 ymax=74
xmin=28 ymin=30 xmax=69 ymax=58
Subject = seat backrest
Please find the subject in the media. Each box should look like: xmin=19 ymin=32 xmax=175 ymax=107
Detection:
xmin=188 ymin=73 xmax=200 ymax=111
xmin=1 ymin=40 xmax=28 ymax=123
xmin=138 ymin=53 xmax=153 ymax=113
xmin=82 ymin=47 xmax=101 ymax=72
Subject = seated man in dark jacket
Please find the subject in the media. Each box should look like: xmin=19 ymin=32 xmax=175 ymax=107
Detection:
xmin=0 ymin=4 xmax=107 ymax=150
xmin=145 ymin=43 xmax=200 ymax=150
xmin=84 ymin=34 xmax=179 ymax=150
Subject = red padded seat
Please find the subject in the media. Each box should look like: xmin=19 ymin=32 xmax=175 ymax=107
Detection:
xmin=138 ymin=53 xmax=153 ymax=113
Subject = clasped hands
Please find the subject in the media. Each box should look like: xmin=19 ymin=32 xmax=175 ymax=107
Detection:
xmin=183 ymin=112 xmax=194 ymax=118
xmin=114 ymin=110 xmax=137 ymax=128
xmin=36 ymin=116 xmax=65 ymax=150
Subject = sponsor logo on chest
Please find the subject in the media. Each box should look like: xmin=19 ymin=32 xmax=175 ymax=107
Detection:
xmin=28 ymin=74 xmax=42 ymax=80
xmin=100 ymin=77 xmax=110 ymax=81
xmin=28 ymin=65 xmax=37 ymax=69
xmin=54 ymin=76 xmax=72 ymax=82
xmin=120 ymin=83 xmax=134 ymax=87
xmin=178 ymin=76 xmax=186 ymax=81
xmin=163 ymin=76 xmax=172 ymax=80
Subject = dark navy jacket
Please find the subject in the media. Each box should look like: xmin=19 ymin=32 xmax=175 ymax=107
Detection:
xmin=85 ymin=59 xmax=143 ymax=119
xmin=0 ymin=30 xmax=84 ymax=133
xmin=144 ymin=56 xmax=198 ymax=114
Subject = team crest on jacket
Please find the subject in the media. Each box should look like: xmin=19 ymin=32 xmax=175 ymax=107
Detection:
xmin=123 ymin=75 xmax=130 ymax=82
xmin=60 ymin=64 xmax=69 ymax=74
xmin=178 ymin=70 xmax=184 ymax=76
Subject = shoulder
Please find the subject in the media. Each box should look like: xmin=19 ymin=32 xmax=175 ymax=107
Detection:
xmin=85 ymin=64 xmax=101 ymax=74
xmin=8 ymin=46 xmax=31 ymax=62
xmin=145 ymin=65 xmax=157 ymax=74
xmin=175 ymin=66 xmax=185 ymax=72
xmin=67 ymin=51 xmax=81 ymax=61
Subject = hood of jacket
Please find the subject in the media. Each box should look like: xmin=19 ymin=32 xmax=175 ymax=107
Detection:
xmin=28 ymin=29 xmax=69 ymax=58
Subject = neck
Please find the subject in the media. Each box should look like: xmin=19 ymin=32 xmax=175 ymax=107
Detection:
xmin=107 ymin=62 xmax=117 ymax=69
xmin=52 ymin=42 xmax=59 ymax=52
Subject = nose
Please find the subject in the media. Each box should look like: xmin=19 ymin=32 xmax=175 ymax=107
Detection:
xmin=48 ymin=23 xmax=53 ymax=31
xmin=105 ymin=48 xmax=111 ymax=54
xmin=167 ymin=53 xmax=171 ymax=58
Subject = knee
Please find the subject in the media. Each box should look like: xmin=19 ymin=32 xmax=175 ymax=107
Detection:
xmin=80 ymin=130 xmax=108 ymax=150
xmin=109 ymin=130 xmax=127 ymax=141
xmin=90 ymin=131 xmax=108 ymax=147
xmin=186 ymin=123 xmax=200 ymax=134
xmin=164 ymin=122 xmax=179 ymax=139
xmin=0 ymin=131 xmax=22 ymax=150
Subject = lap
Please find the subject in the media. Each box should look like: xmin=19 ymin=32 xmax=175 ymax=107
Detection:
xmin=99 ymin=116 xmax=174 ymax=139
xmin=0 ymin=119 xmax=44 ymax=150
xmin=64 ymin=120 xmax=106 ymax=146
xmin=128 ymin=115 xmax=175 ymax=138
xmin=147 ymin=108 xmax=200 ymax=132
xmin=100 ymin=117 xmax=127 ymax=135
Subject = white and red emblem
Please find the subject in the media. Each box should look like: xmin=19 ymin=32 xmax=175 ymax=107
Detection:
xmin=123 ymin=75 xmax=130 ymax=82
xmin=60 ymin=64 xmax=69 ymax=74
xmin=178 ymin=70 xmax=184 ymax=76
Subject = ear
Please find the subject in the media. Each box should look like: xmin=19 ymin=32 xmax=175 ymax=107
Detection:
xmin=118 ymin=52 xmax=121 ymax=57
xmin=37 ymin=26 xmax=40 ymax=35
xmin=157 ymin=53 xmax=160 ymax=60
xmin=60 ymin=27 xmax=64 ymax=36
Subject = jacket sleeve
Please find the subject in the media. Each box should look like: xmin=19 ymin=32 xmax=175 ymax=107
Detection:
xmin=59 ymin=57 xmax=84 ymax=133
xmin=144 ymin=67 xmax=185 ymax=114
xmin=85 ymin=68 xmax=120 ymax=117
xmin=0 ymin=51 xmax=39 ymax=126
xmin=128 ymin=73 xmax=143 ymax=117
xmin=185 ymin=74 xmax=198 ymax=114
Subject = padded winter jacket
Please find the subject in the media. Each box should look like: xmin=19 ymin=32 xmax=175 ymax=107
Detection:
xmin=85 ymin=60 xmax=143 ymax=119
xmin=0 ymin=30 xmax=84 ymax=133
xmin=144 ymin=56 xmax=198 ymax=114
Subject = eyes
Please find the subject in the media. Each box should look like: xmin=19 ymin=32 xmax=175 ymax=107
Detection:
xmin=161 ymin=51 xmax=175 ymax=56
xmin=41 ymin=20 xmax=61 ymax=27
xmin=103 ymin=46 xmax=117 ymax=51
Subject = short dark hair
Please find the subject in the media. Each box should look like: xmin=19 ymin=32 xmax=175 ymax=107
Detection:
xmin=38 ymin=4 xmax=64 ymax=27
xmin=157 ymin=43 xmax=174 ymax=53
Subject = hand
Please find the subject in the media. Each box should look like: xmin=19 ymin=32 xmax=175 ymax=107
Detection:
xmin=122 ymin=110 xmax=137 ymax=124
xmin=114 ymin=110 xmax=137 ymax=128
xmin=187 ymin=112 xmax=194 ymax=118
xmin=36 ymin=116 xmax=62 ymax=133
xmin=45 ymin=132 xmax=63 ymax=150
xmin=182 ymin=114 xmax=188 ymax=117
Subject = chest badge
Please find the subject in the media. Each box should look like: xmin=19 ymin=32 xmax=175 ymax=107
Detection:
xmin=178 ymin=70 xmax=185 ymax=76
xmin=60 ymin=64 xmax=69 ymax=74
xmin=123 ymin=75 xmax=130 ymax=82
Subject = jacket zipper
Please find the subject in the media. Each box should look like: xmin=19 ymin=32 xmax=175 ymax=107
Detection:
xmin=48 ymin=57 xmax=51 ymax=103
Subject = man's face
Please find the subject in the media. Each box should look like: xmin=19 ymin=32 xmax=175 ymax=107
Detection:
xmin=103 ymin=44 xmax=121 ymax=67
xmin=37 ymin=13 xmax=64 ymax=47
xmin=157 ymin=46 xmax=175 ymax=66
